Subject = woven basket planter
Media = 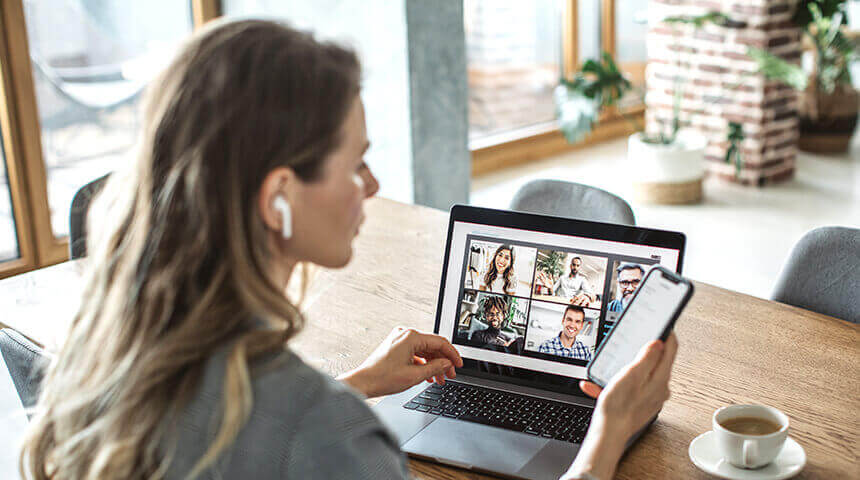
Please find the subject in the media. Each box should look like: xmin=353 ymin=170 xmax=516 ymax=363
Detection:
xmin=628 ymin=131 xmax=706 ymax=205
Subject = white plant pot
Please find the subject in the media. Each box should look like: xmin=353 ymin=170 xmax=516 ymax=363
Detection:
xmin=627 ymin=131 xmax=706 ymax=204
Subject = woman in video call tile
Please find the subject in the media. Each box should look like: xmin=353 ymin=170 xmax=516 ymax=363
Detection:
xmin=474 ymin=244 xmax=518 ymax=295
xmin=470 ymin=295 xmax=517 ymax=347
xmin=537 ymin=305 xmax=592 ymax=361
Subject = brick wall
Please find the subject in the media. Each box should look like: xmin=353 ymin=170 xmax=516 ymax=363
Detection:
xmin=645 ymin=0 xmax=802 ymax=186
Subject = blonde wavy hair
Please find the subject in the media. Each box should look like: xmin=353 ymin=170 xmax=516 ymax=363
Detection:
xmin=20 ymin=19 xmax=360 ymax=479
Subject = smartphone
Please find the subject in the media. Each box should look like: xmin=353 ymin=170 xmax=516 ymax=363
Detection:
xmin=587 ymin=265 xmax=693 ymax=388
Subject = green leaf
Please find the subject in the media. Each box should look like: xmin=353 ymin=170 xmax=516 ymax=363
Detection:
xmin=746 ymin=48 xmax=808 ymax=90
xmin=792 ymin=0 xmax=846 ymax=28
xmin=555 ymin=51 xmax=635 ymax=143
xmin=725 ymin=122 xmax=745 ymax=178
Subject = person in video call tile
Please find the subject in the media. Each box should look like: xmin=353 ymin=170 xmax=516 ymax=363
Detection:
xmin=470 ymin=295 xmax=516 ymax=347
xmin=607 ymin=263 xmax=645 ymax=312
xmin=476 ymin=244 xmax=518 ymax=295
xmin=552 ymin=256 xmax=594 ymax=306
xmin=538 ymin=305 xmax=592 ymax=360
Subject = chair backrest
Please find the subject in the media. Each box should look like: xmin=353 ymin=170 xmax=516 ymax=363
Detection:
xmin=69 ymin=173 xmax=111 ymax=259
xmin=772 ymin=226 xmax=859 ymax=323
xmin=0 ymin=346 xmax=29 ymax=480
xmin=0 ymin=328 xmax=48 ymax=410
xmin=509 ymin=179 xmax=636 ymax=226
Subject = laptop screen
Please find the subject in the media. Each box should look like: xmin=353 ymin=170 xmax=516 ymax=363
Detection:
xmin=435 ymin=207 xmax=684 ymax=394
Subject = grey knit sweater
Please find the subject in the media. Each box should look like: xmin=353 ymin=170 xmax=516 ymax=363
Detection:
xmin=164 ymin=348 xmax=409 ymax=479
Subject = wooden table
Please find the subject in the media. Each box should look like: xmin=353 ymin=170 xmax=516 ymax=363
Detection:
xmin=1 ymin=197 xmax=857 ymax=479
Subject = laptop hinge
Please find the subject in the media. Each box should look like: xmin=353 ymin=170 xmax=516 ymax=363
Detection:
xmin=450 ymin=374 xmax=596 ymax=408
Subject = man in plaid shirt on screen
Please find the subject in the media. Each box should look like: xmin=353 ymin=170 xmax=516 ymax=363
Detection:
xmin=538 ymin=305 xmax=592 ymax=361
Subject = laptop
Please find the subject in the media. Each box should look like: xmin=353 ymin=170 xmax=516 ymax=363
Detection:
xmin=373 ymin=205 xmax=686 ymax=479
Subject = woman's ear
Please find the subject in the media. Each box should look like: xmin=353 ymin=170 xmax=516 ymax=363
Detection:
xmin=258 ymin=167 xmax=297 ymax=234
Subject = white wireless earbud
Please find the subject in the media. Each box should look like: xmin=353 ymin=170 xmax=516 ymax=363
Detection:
xmin=273 ymin=195 xmax=292 ymax=240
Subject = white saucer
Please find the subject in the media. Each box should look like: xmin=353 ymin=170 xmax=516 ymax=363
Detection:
xmin=688 ymin=431 xmax=806 ymax=480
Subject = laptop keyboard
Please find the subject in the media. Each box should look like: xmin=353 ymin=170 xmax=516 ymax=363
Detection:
xmin=403 ymin=382 xmax=592 ymax=443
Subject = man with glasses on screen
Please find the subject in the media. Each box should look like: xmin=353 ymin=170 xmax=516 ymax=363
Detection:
xmin=537 ymin=305 xmax=592 ymax=361
xmin=607 ymin=263 xmax=645 ymax=313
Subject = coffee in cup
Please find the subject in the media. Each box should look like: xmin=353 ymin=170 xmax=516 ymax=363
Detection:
xmin=712 ymin=405 xmax=789 ymax=469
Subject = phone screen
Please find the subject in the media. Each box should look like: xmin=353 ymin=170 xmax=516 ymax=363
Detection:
xmin=588 ymin=268 xmax=691 ymax=386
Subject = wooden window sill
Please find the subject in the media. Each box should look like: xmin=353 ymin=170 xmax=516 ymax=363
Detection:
xmin=471 ymin=109 xmax=643 ymax=177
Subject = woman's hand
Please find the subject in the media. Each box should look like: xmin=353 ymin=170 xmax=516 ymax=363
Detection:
xmin=564 ymin=333 xmax=678 ymax=480
xmin=338 ymin=327 xmax=464 ymax=398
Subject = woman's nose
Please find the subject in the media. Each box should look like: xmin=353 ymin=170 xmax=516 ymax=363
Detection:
xmin=362 ymin=168 xmax=379 ymax=198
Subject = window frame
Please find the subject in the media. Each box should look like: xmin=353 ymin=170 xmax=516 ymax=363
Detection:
xmin=0 ymin=0 xmax=221 ymax=279
xmin=0 ymin=26 xmax=36 ymax=277
xmin=470 ymin=0 xmax=646 ymax=174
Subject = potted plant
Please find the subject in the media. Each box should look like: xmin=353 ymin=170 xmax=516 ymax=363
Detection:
xmin=556 ymin=10 xmax=819 ymax=197
xmin=793 ymin=1 xmax=858 ymax=153
xmin=555 ymin=13 xmax=727 ymax=204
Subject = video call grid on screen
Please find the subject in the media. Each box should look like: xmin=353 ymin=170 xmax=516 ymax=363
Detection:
xmin=438 ymin=222 xmax=681 ymax=380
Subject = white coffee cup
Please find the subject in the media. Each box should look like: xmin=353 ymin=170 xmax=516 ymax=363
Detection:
xmin=712 ymin=405 xmax=789 ymax=469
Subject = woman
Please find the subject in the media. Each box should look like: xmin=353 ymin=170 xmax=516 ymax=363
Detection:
xmin=20 ymin=20 xmax=677 ymax=480
xmin=478 ymin=244 xmax=518 ymax=295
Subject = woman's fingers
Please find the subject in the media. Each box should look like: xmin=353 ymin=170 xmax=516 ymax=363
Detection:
xmin=406 ymin=331 xmax=463 ymax=367
xmin=579 ymin=381 xmax=603 ymax=399
xmin=621 ymin=339 xmax=664 ymax=384
xmin=415 ymin=358 xmax=452 ymax=383
xmin=650 ymin=333 xmax=678 ymax=383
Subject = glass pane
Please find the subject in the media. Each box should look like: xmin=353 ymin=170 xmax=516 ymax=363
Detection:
xmin=465 ymin=0 xmax=563 ymax=140
xmin=615 ymin=0 xmax=648 ymax=109
xmin=23 ymin=0 xmax=193 ymax=238
xmin=578 ymin=0 xmax=601 ymax=65
xmin=0 ymin=140 xmax=20 ymax=261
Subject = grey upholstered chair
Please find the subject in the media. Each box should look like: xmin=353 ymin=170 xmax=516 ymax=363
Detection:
xmin=69 ymin=173 xmax=111 ymax=259
xmin=0 ymin=328 xmax=48 ymax=411
xmin=509 ymin=179 xmax=636 ymax=225
xmin=772 ymin=226 xmax=859 ymax=323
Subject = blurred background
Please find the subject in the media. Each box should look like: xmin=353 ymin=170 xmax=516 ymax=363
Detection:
xmin=0 ymin=0 xmax=856 ymax=302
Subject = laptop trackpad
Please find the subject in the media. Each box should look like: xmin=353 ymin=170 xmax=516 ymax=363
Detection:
xmin=403 ymin=418 xmax=547 ymax=472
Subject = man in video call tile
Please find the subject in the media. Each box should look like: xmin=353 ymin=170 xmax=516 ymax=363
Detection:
xmin=470 ymin=295 xmax=516 ymax=347
xmin=553 ymin=256 xmax=594 ymax=306
xmin=607 ymin=263 xmax=645 ymax=312
xmin=538 ymin=305 xmax=592 ymax=360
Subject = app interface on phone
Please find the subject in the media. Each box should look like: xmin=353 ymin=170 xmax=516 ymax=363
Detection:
xmin=591 ymin=272 xmax=687 ymax=384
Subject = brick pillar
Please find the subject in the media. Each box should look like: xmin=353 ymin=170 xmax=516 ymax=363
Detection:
xmin=645 ymin=0 xmax=802 ymax=186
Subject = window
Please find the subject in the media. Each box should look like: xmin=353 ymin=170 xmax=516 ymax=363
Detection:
xmin=0 ymin=0 xmax=642 ymax=276
xmin=0 ymin=0 xmax=216 ymax=278
xmin=0 ymin=140 xmax=18 ymax=262
xmin=22 ymin=0 xmax=193 ymax=238
xmin=465 ymin=0 xmax=563 ymax=142
xmin=614 ymin=0 xmax=648 ymax=110
xmin=469 ymin=0 xmax=647 ymax=173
